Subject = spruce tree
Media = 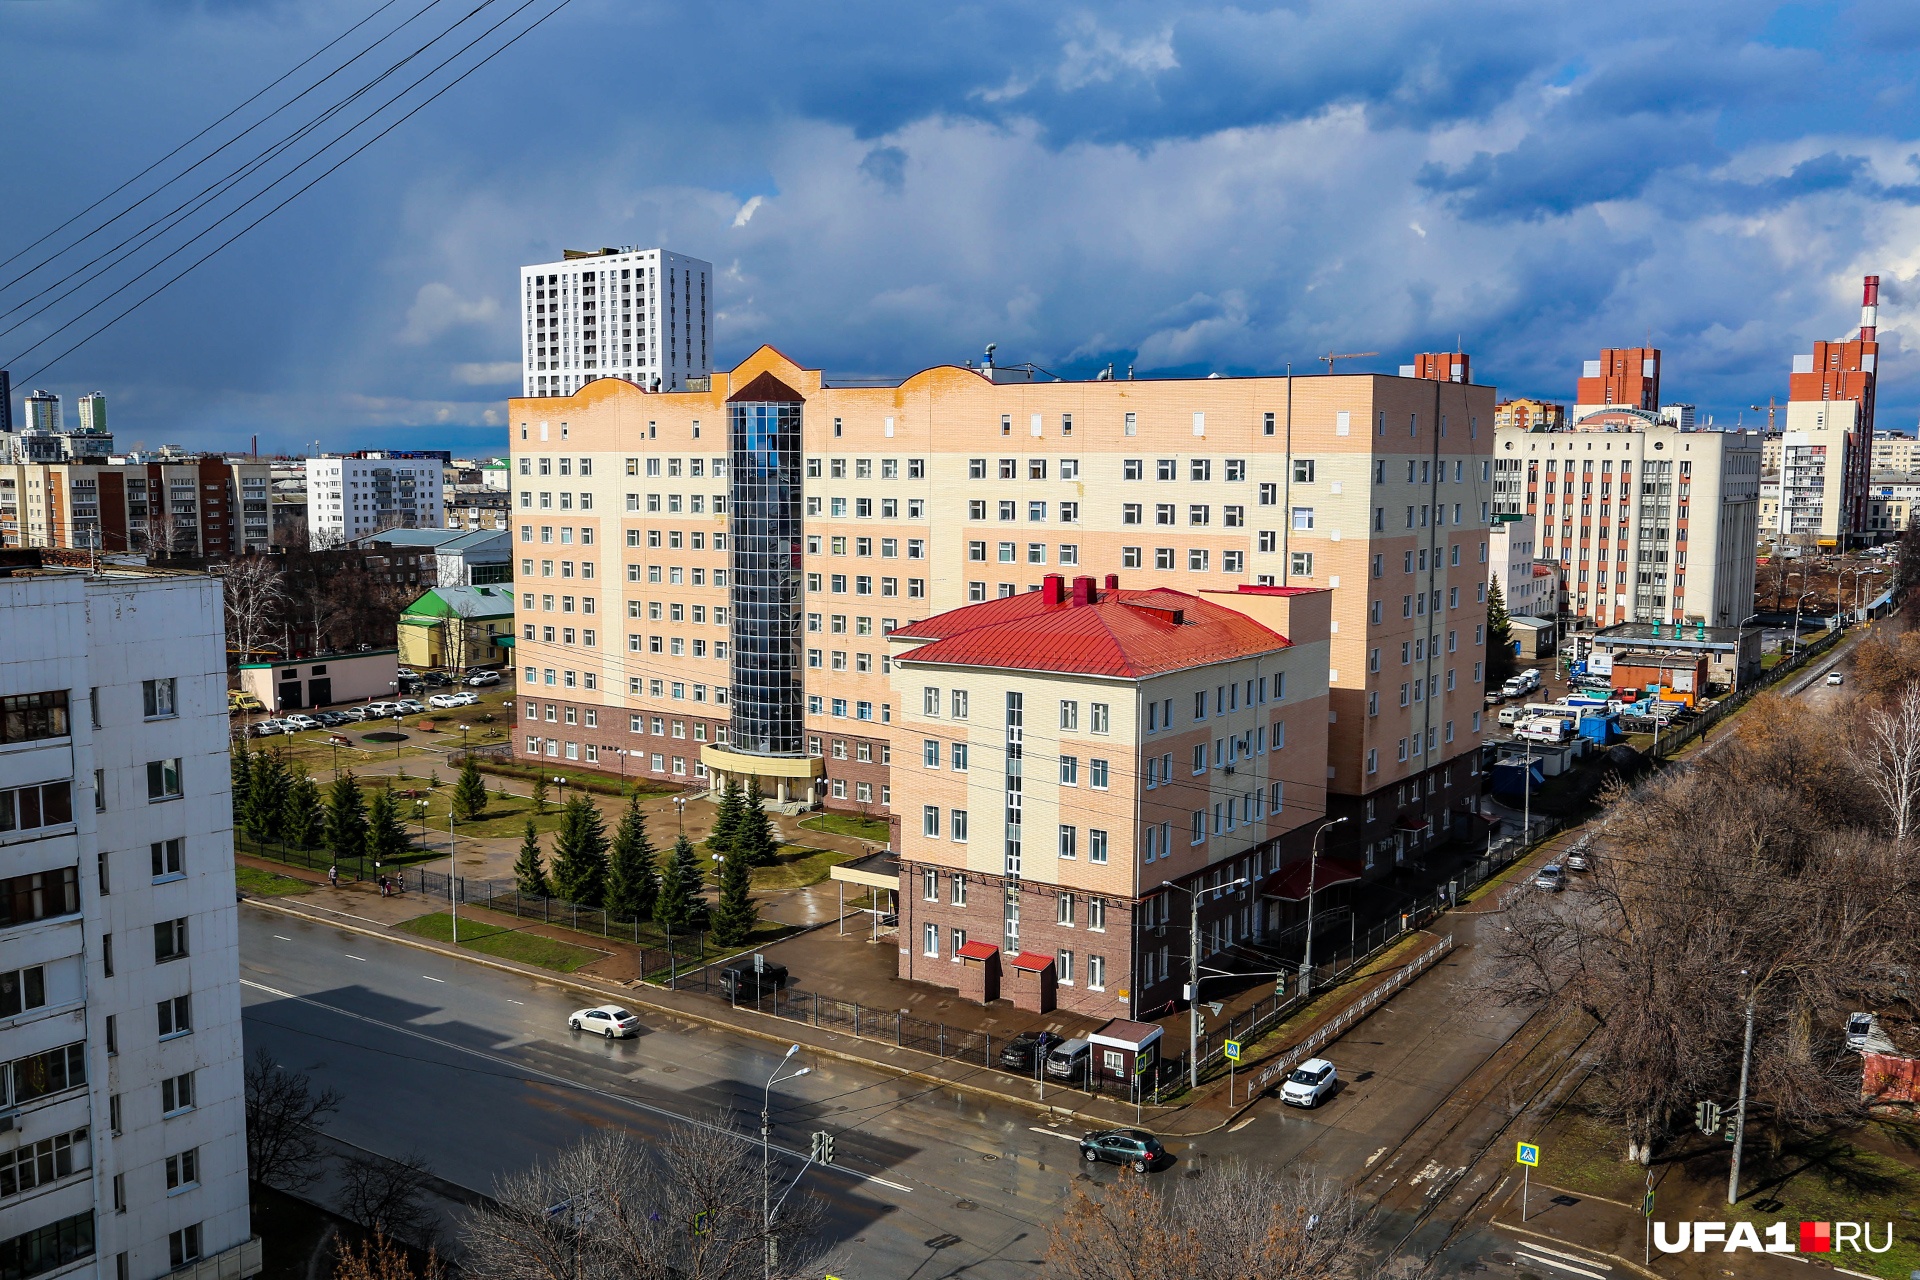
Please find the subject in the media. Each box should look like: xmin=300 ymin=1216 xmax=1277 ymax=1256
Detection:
xmin=243 ymin=751 xmax=289 ymax=844
xmin=673 ymin=833 xmax=708 ymax=929
xmin=531 ymin=774 xmax=549 ymax=814
xmin=735 ymin=779 xmax=780 ymax=868
xmin=451 ymin=757 xmax=489 ymax=822
xmin=605 ymin=794 xmax=659 ymax=922
xmin=709 ymin=851 xmax=757 ymax=946
xmin=653 ymin=834 xmax=706 ymax=932
xmin=281 ymin=766 xmax=324 ymax=850
xmin=513 ymin=820 xmax=548 ymax=897
xmin=231 ymin=736 xmax=254 ymax=823
xmin=323 ymin=773 xmax=369 ymax=865
xmin=707 ymin=776 xmax=744 ymax=857
xmin=549 ymin=795 xmax=609 ymax=906
xmin=366 ymin=786 xmax=409 ymax=866
xmin=1487 ymin=574 xmax=1518 ymax=683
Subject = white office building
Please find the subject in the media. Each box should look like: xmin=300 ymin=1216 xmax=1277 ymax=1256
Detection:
xmin=304 ymin=455 xmax=444 ymax=549
xmin=520 ymin=248 xmax=711 ymax=397
xmin=0 ymin=567 xmax=258 ymax=1280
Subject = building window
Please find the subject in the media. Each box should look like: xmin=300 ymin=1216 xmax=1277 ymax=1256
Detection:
xmin=922 ymin=806 xmax=940 ymax=838
xmin=924 ymin=923 xmax=938 ymax=956
xmin=169 ymin=1224 xmax=202 ymax=1269
xmin=141 ymin=678 xmax=177 ymax=719
xmin=1058 ymin=825 xmax=1077 ymax=859
xmin=146 ymin=759 xmax=182 ymax=801
xmin=153 ymin=918 xmax=189 ymax=964
xmin=1087 ymin=955 xmax=1106 ymax=990
xmin=1089 ymin=829 xmax=1109 ymax=864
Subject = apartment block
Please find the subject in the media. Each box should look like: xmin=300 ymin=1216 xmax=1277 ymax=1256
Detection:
xmin=1488 ymin=512 xmax=1546 ymax=618
xmin=0 ymin=565 xmax=257 ymax=1280
xmin=1777 ymin=276 xmax=1881 ymax=548
xmin=521 ymin=249 xmax=711 ymax=399
xmin=506 ymin=345 xmax=1496 ymax=874
xmin=1494 ymin=412 xmax=1760 ymax=628
xmin=304 ymin=455 xmax=443 ymax=548
xmin=0 ymin=461 xmax=269 ymax=556
xmin=884 ymin=576 xmax=1330 ymax=1019
xmin=1870 ymin=430 xmax=1920 ymax=475
xmin=1495 ymin=399 xmax=1566 ymax=432
xmin=1574 ymin=348 xmax=1661 ymax=415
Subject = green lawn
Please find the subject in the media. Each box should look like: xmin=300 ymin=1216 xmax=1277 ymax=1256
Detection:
xmin=797 ymin=812 xmax=891 ymax=843
xmin=234 ymin=865 xmax=313 ymax=897
xmin=749 ymin=843 xmax=852 ymax=891
xmin=1726 ymin=1127 xmax=1920 ymax=1280
xmin=396 ymin=911 xmax=605 ymax=972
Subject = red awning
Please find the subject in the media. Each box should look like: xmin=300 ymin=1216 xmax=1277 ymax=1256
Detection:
xmin=1009 ymin=951 xmax=1053 ymax=973
xmin=955 ymin=940 xmax=999 ymax=962
xmin=1262 ymin=856 xmax=1366 ymax=902
xmin=1395 ymin=816 xmax=1430 ymax=833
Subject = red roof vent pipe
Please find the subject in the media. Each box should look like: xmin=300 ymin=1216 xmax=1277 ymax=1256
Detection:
xmin=1043 ymin=573 xmax=1066 ymax=604
xmin=1071 ymin=575 xmax=1096 ymax=606
xmin=1104 ymin=573 xmax=1119 ymax=591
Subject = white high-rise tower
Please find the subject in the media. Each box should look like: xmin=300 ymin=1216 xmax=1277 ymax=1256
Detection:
xmin=520 ymin=248 xmax=711 ymax=397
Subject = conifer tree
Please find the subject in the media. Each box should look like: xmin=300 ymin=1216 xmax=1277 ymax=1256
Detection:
xmin=709 ymin=851 xmax=757 ymax=946
xmin=707 ymin=776 xmax=744 ymax=857
xmin=605 ymin=794 xmax=659 ymax=922
xmin=653 ymin=834 xmax=707 ymax=931
xmin=231 ymin=736 xmax=253 ymax=823
xmin=243 ymin=751 xmax=289 ymax=844
xmin=530 ymin=774 xmax=549 ymax=814
xmin=735 ymin=778 xmax=780 ymax=868
xmin=513 ymin=819 xmax=548 ymax=898
xmin=452 ymin=757 xmax=489 ymax=822
xmin=323 ymin=773 xmax=369 ymax=865
xmin=366 ymin=786 xmax=409 ymax=866
xmin=1487 ymin=574 xmax=1518 ymax=683
xmin=280 ymin=766 xmax=324 ymax=850
xmin=673 ymin=833 xmax=708 ymax=929
xmin=549 ymin=795 xmax=609 ymax=906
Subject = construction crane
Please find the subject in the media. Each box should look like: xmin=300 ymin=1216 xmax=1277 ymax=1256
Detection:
xmin=1749 ymin=398 xmax=1782 ymax=431
xmin=1321 ymin=351 xmax=1379 ymax=373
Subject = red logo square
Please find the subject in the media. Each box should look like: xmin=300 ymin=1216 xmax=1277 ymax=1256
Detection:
xmin=1800 ymin=1222 xmax=1831 ymax=1253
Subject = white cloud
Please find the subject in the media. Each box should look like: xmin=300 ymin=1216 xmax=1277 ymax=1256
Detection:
xmin=452 ymin=361 xmax=521 ymax=386
xmin=733 ymin=195 xmax=765 ymax=227
xmin=398 ymin=282 xmax=500 ymax=345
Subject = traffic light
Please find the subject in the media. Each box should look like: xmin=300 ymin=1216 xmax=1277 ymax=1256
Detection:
xmin=810 ymin=1130 xmax=835 ymax=1165
xmin=1694 ymin=1101 xmax=1722 ymax=1134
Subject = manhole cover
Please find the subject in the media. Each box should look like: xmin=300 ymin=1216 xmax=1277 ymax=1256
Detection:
xmin=363 ymin=732 xmax=408 ymax=743
xmin=953 ymin=1200 xmax=977 ymax=1212
xmin=1550 ymin=1194 xmax=1579 ymax=1207
xmin=981 ymin=1153 xmax=999 ymax=1162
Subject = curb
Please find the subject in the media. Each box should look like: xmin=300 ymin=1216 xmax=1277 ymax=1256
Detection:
xmin=1489 ymin=1218 xmax=1664 ymax=1280
xmin=241 ymin=896 xmax=1135 ymax=1130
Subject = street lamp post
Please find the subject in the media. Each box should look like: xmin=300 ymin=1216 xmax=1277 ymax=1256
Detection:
xmin=761 ymin=1046 xmax=811 ymax=1279
xmin=1729 ymin=969 xmax=1760 ymax=1205
xmin=1732 ymin=612 xmax=1760 ymax=694
xmin=1299 ymin=816 xmax=1350 ymax=1001
xmin=674 ymin=794 xmax=688 ymax=834
xmin=448 ymin=806 xmax=459 ymax=945
xmin=1790 ymin=590 xmax=1816 ymax=660
xmin=1161 ymin=876 xmax=1250 ymax=1091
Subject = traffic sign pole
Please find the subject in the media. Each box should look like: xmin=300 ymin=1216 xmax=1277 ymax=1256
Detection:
xmin=1514 ymin=1142 xmax=1541 ymax=1222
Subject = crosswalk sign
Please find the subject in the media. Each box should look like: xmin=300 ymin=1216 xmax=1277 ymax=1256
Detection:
xmin=1224 ymin=1039 xmax=1242 ymax=1062
xmin=1515 ymin=1142 xmax=1540 ymax=1167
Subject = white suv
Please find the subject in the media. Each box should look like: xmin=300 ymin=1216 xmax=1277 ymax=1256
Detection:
xmin=1282 ymin=1058 xmax=1338 ymax=1108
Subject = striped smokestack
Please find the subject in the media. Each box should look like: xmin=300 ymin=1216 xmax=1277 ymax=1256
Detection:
xmin=1862 ymin=274 xmax=1880 ymax=341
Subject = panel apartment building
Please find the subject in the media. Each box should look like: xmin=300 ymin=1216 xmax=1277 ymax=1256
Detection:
xmin=1773 ymin=276 xmax=1881 ymax=549
xmin=507 ymin=345 xmax=1497 ymax=871
xmin=0 ymin=460 xmax=270 ymax=556
xmin=304 ymin=454 xmax=444 ymax=549
xmin=520 ymin=249 xmax=712 ymax=399
xmin=0 ymin=565 xmax=257 ymax=1280
xmin=1493 ymin=347 xmax=1761 ymax=629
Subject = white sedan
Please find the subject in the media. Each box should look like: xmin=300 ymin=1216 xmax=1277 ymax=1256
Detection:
xmin=569 ymin=1006 xmax=641 ymax=1039
xmin=427 ymin=692 xmax=478 ymax=709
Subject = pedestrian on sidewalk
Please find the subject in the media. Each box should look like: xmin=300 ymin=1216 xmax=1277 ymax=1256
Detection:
xmin=328 ymin=865 xmax=339 ymax=889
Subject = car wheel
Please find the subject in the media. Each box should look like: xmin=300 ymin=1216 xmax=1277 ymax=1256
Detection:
xmin=1083 ymin=1149 xmax=1099 ymax=1164
xmin=569 ymin=1020 xmax=580 ymax=1032
xmin=605 ymin=1027 xmax=615 ymax=1040
xmin=1131 ymin=1159 xmax=1147 ymax=1173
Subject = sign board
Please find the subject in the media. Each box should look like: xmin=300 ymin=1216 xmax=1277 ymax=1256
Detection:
xmin=1515 ymin=1142 xmax=1540 ymax=1168
xmin=1224 ymin=1039 xmax=1242 ymax=1062
xmin=1136 ymin=1043 xmax=1157 ymax=1079
xmin=753 ymin=952 xmax=765 ymax=973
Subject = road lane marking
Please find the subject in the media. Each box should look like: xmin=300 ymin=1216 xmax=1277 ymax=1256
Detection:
xmin=1515 ymin=1251 xmax=1608 ymax=1280
xmin=273 ymin=935 xmax=292 ymax=941
xmin=507 ymin=999 xmax=524 ymax=1005
xmin=1227 ymin=1114 xmax=1257 ymax=1132
xmin=238 ymin=979 xmax=912 ymax=1195
xmin=1028 ymin=1127 xmax=1080 ymax=1142
xmin=1364 ymin=1146 xmax=1387 ymax=1167
xmin=1520 ymin=1242 xmax=1611 ymax=1270
xmin=345 ymin=955 xmax=367 ymax=962
xmin=423 ymin=976 xmax=445 ymax=983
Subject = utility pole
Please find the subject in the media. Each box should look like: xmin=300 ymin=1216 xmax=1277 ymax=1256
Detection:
xmin=1728 ymin=971 xmax=1758 ymax=1205
xmin=1299 ymin=817 xmax=1349 ymax=1000
xmin=1164 ymin=876 xmax=1248 ymax=1090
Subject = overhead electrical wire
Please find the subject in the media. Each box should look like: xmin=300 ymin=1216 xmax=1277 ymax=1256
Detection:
xmin=3 ymin=0 xmax=575 ymax=381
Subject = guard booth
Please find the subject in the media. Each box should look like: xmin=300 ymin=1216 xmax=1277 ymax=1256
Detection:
xmin=1088 ymin=1019 xmax=1163 ymax=1092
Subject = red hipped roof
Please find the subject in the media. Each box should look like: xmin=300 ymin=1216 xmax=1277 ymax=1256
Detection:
xmin=893 ymin=575 xmax=1291 ymax=679
xmin=955 ymin=940 xmax=999 ymax=961
xmin=1009 ymin=951 xmax=1054 ymax=973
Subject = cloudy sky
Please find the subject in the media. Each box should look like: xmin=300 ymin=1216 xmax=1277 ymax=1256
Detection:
xmin=2 ymin=0 xmax=1916 ymax=454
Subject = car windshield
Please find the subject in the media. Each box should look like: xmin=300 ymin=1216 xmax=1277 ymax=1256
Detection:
xmin=1288 ymin=1068 xmax=1319 ymax=1085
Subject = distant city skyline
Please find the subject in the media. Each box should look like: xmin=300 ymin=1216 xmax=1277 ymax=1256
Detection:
xmin=3 ymin=2 xmax=1918 ymax=451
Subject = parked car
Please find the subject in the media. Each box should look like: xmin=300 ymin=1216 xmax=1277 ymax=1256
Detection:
xmin=1534 ymin=864 xmax=1567 ymax=892
xmin=1564 ymin=843 xmax=1591 ymax=872
xmin=363 ymin=701 xmax=401 ymax=718
xmin=1846 ymin=1012 xmax=1876 ymax=1051
xmin=396 ymin=699 xmax=427 ymax=715
xmin=568 ymin=1005 xmax=641 ymax=1039
xmin=1825 ymin=671 xmax=1845 ymax=687
xmin=424 ymin=670 xmax=454 ymax=687
xmin=718 ymin=963 xmax=789 ymax=1002
xmin=249 ymin=719 xmax=288 ymax=737
xmin=999 ymin=1031 xmax=1053 ymax=1073
xmin=1281 ymin=1058 xmax=1338 ymax=1108
xmin=427 ymin=693 xmax=466 ymax=709
xmin=1045 ymin=1037 xmax=1091 ymax=1082
xmin=281 ymin=714 xmax=321 ymax=731
xmin=1078 ymin=1129 xmax=1167 ymax=1172
xmin=448 ymin=691 xmax=480 ymax=707
xmin=315 ymin=710 xmax=353 ymax=728
xmin=336 ymin=707 xmax=368 ymax=722
xmin=466 ymin=669 xmax=502 ymax=687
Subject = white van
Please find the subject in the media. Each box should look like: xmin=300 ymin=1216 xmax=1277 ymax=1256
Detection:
xmin=1515 ymin=716 xmax=1572 ymax=745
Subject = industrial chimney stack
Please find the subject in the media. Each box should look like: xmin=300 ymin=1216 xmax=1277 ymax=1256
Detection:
xmin=1861 ymin=274 xmax=1880 ymax=341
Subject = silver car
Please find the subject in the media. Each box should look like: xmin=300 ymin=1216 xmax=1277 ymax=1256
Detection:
xmin=569 ymin=1005 xmax=641 ymax=1039
xmin=1534 ymin=864 xmax=1567 ymax=892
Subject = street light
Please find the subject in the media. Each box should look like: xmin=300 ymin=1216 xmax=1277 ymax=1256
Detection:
xmin=1728 ymin=969 xmax=1760 ymax=1205
xmin=674 ymin=794 xmax=688 ymax=834
xmin=1160 ymin=876 xmax=1250 ymax=1090
xmin=761 ymin=1046 xmax=811 ymax=1279
xmin=1789 ymin=590 xmax=1817 ymax=660
xmin=1299 ymin=817 xmax=1350 ymax=1001
xmin=1731 ymin=612 xmax=1761 ymax=694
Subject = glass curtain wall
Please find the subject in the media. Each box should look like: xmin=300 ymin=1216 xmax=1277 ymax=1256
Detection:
xmin=727 ymin=392 xmax=805 ymax=756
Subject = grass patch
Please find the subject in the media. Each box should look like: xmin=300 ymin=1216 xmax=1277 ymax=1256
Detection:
xmin=1726 ymin=1128 xmax=1920 ymax=1279
xmin=234 ymin=864 xmax=313 ymax=897
xmin=396 ymin=911 xmax=605 ymax=973
xmin=797 ymin=812 xmax=890 ymax=843
xmin=750 ymin=844 xmax=852 ymax=891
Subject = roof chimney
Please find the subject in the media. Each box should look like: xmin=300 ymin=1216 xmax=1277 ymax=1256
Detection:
xmin=1862 ymin=274 xmax=1880 ymax=341
xmin=1071 ymin=575 xmax=1096 ymax=606
xmin=1103 ymin=573 xmax=1119 ymax=591
xmin=1043 ymin=573 xmax=1066 ymax=604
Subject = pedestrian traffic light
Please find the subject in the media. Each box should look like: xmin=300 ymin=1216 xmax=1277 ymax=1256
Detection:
xmin=810 ymin=1130 xmax=834 ymax=1164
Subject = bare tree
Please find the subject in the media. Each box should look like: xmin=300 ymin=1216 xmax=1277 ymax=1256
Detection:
xmin=332 ymin=1234 xmax=443 ymax=1280
xmin=215 ymin=555 xmax=289 ymax=665
xmin=1044 ymin=1161 xmax=1377 ymax=1280
xmin=462 ymin=1121 xmax=831 ymax=1280
xmin=245 ymin=1048 xmax=342 ymax=1192
xmin=1866 ymin=684 xmax=1920 ymax=845
xmin=340 ymin=1149 xmax=439 ymax=1250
